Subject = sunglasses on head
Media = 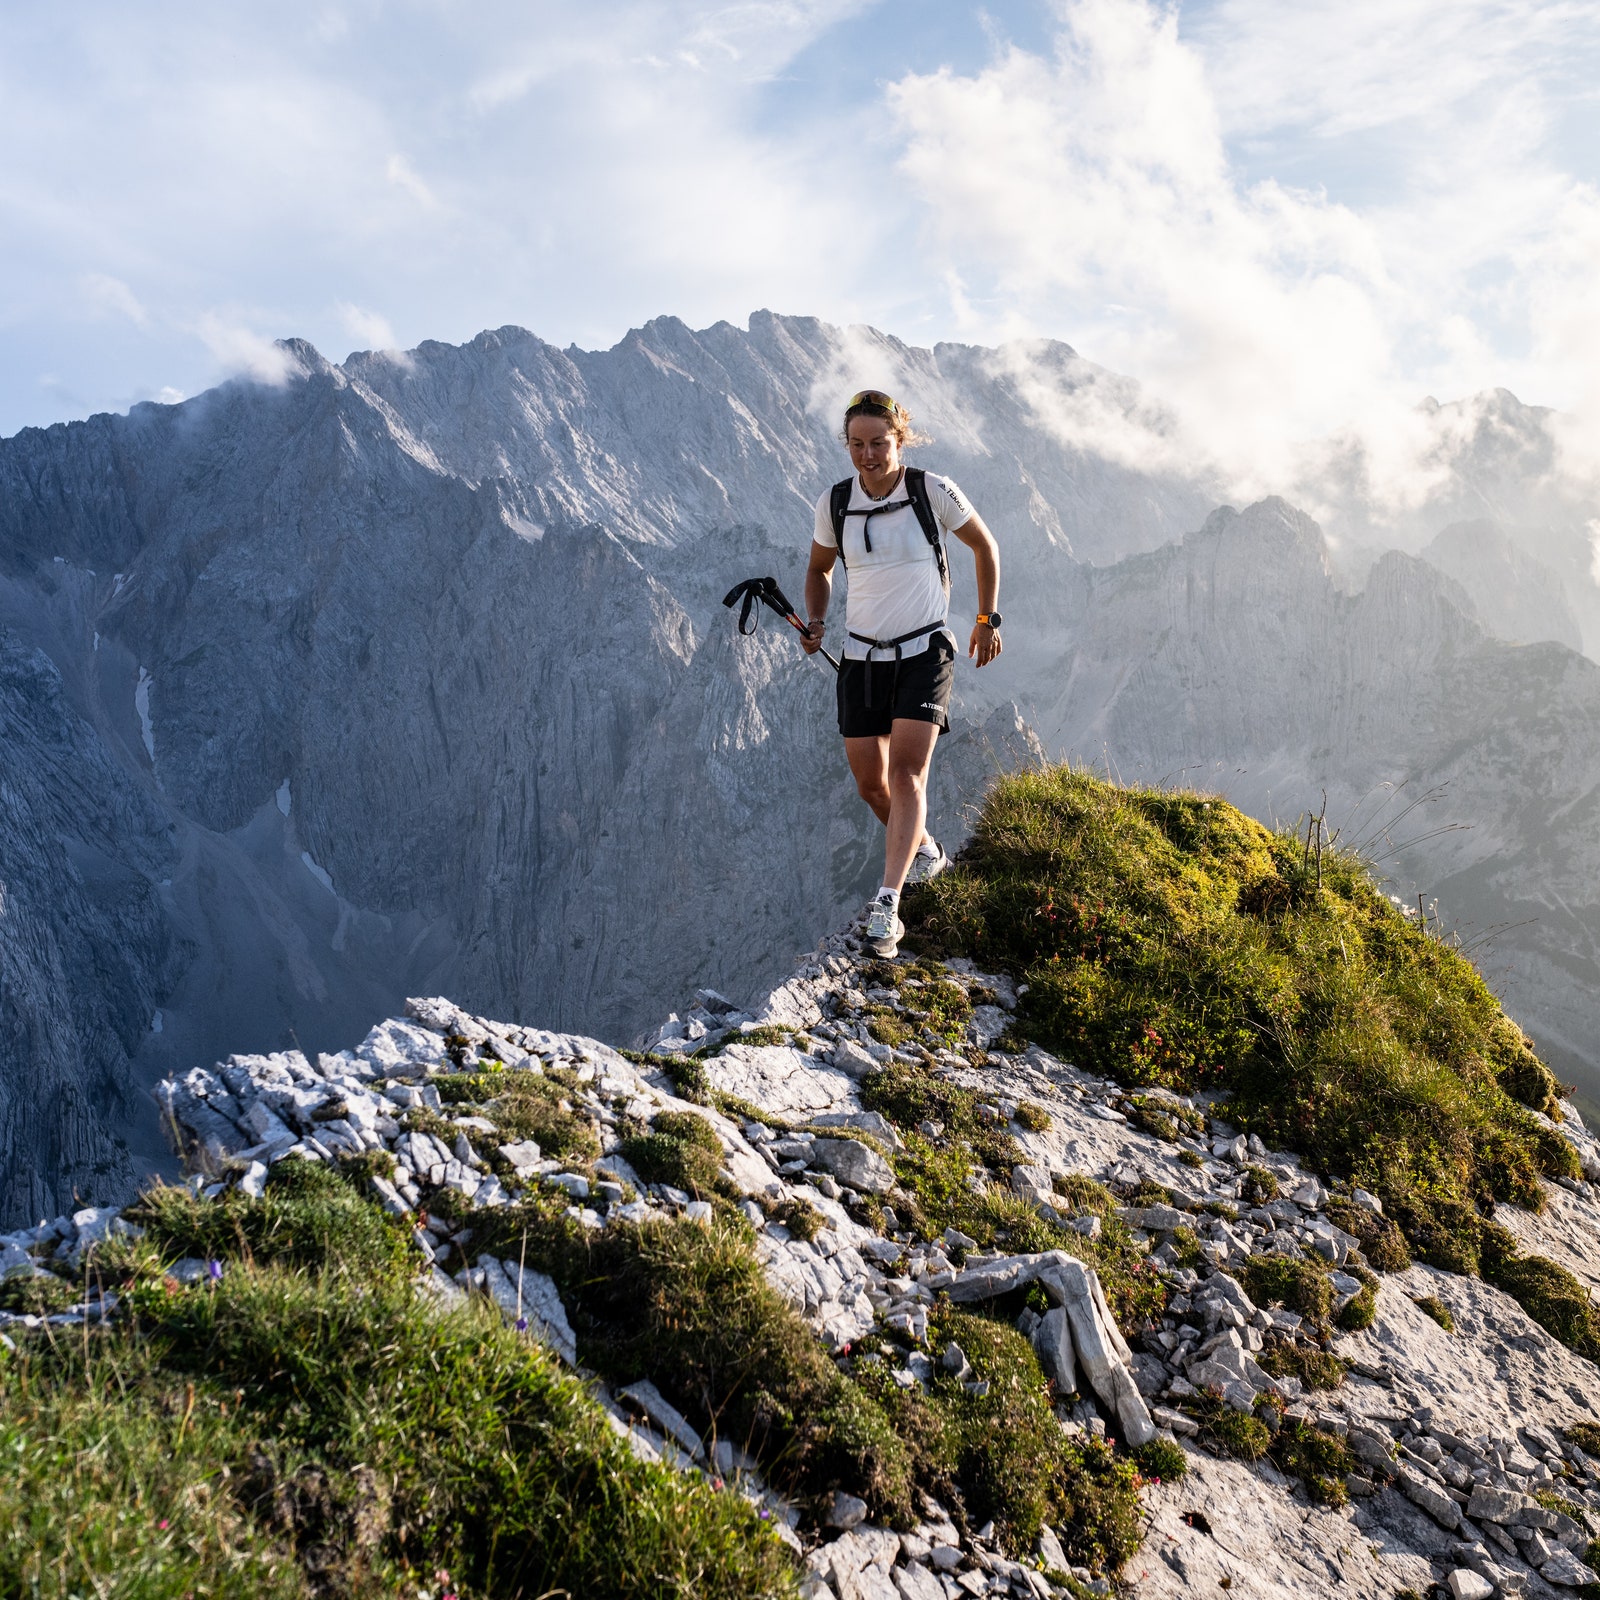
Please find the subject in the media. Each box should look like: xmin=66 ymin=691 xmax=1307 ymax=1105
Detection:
xmin=846 ymin=389 xmax=901 ymax=416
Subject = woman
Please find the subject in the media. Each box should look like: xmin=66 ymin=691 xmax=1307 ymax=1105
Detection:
xmin=802 ymin=389 xmax=1002 ymax=957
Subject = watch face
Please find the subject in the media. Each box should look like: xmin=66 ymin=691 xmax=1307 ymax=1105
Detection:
xmin=985 ymin=612 xmax=1003 ymax=628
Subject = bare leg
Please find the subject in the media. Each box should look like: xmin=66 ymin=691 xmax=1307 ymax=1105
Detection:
xmin=844 ymin=734 xmax=891 ymax=826
xmin=846 ymin=727 xmax=940 ymax=891
xmin=882 ymin=719 xmax=940 ymax=893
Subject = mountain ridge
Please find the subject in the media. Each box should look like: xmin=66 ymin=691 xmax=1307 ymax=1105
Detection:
xmin=3 ymin=313 xmax=1599 ymax=1224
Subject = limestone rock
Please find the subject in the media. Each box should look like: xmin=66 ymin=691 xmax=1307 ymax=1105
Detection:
xmin=810 ymin=1138 xmax=895 ymax=1195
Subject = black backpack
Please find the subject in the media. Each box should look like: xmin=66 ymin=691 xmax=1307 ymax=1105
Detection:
xmin=829 ymin=466 xmax=949 ymax=587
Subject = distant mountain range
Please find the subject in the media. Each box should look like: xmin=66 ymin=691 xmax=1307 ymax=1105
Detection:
xmin=2 ymin=313 xmax=1596 ymax=1223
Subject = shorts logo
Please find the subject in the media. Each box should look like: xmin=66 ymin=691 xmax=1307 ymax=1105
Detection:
xmin=921 ymin=702 xmax=940 ymax=710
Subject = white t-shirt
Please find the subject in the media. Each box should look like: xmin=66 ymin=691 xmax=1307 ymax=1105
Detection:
xmin=811 ymin=470 xmax=976 ymax=661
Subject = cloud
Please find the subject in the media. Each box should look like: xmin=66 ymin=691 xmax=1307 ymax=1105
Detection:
xmin=385 ymin=154 xmax=437 ymax=210
xmin=885 ymin=0 xmax=1600 ymax=534
xmin=194 ymin=313 xmax=308 ymax=385
xmin=337 ymin=301 xmax=398 ymax=351
xmin=80 ymin=272 xmax=149 ymax=327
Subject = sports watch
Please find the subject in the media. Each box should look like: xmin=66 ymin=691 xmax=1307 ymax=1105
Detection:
xmin=976 ymin=612 xmax=1003 ymax=629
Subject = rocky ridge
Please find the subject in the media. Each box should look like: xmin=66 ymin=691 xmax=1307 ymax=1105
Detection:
xmin=5 ymin=917 xmax=1600 ymax=1600
xmin=9 ymin=315 xmax=1600 ymax=1226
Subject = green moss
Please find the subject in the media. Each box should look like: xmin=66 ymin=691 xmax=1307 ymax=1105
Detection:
xmin=905 ymin=768 xmax=1584 ymax=1350
xmin=662 ymin=1056 xmax=712 ymax=1102
xmin=732 ymin=1026 xmax=796 ymax=1050
xmin=1125 ymin=1095 xmax=1205 ymax=1143
xmin=1241 ymin=1166 xmax=1280 ymax=1204
xmin=1273 ymin=1419 xmax=1353 ymax=1505
xmin=1567 ymin=1423 xmax=1600 ymax=1457
xmin=862 ymin=1061 xmax=1021 ymax=1173
xmin=1135 ymin=1437 xmax=1189 ymax=1484
xmin=1257 ymin=1343 xmax=1347 ymax=1390
xmin=767 ymin=1196 xmax=825 ymax=1242
xmin=619 ymin=1133 xmax=722 ymax=1198
xmin=1533 ymin=1490 xmax=1592 ymax=1524
xmin=1178 ymin=1150 xmax=1205 ymax=1169
xmin=910 ymin=1310 xmax=1145 ymax=1569
xmin=1411 ymin=1295 xmax=1455 ymax=1331
xmin=1184 ymin=1391 xmax=1271 ymax=1461
xmin=1241 ymin=1255 xmax=1333 ymax=1324
xmin=710 ymin=1091 xmax=775 ymax=1125
xmin=864 ymin=1008 xmax=913 ymax=1048
xmin=432 ymin=1069 xmax=600 ymax=1163
xmin=652 ymin=1110 xmax=722 ymax=1150
xmin=1168 ymin=1227 xmax=1207 ymax=1272
xmin=1015 ymin=1101 xmax=1053 ymax=1132
xmin=1336 ymin=1289 xmax=1376 ymax=1332
xmin=1324 ymin=1200 xmax=1411 ymax=1272
xmin=1483 ymin=1253 xmax=1600 ymax=1359
xmin=621 ymin=1052 xmax=713 ymax=1102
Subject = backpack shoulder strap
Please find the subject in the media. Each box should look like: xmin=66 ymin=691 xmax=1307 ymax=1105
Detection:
xmin=829 ymin=479 xmax=854 ymax=566
xmin=903 ymin=468 xmax=950 ymax=586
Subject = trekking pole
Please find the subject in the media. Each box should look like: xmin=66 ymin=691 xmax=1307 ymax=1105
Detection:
xmin=722 ymin=576 xmax=840 ymax=671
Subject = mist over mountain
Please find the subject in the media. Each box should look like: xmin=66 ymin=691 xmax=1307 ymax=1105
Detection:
xmin=2 ymin=312 xmax=1597 ymax=1224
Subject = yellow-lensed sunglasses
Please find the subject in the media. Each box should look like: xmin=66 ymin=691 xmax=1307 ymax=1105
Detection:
xmin=845 ymin=389 xmax=902 ymax=416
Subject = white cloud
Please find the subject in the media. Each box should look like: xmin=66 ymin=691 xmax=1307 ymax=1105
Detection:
xmin=337 ymin=301 xmax=398 ymax=350
xmin=384 ymin=154 xmax=437 ymax=210
xmin=2 ymin=0 xmax=1599 ymax=523
xmin=884 ymin=0 xmax=1600 ymax=530
xmin=80 ymin=272 xmax=148 ymax=327
xmin=194 ymin=313 xmax=307 ymax=385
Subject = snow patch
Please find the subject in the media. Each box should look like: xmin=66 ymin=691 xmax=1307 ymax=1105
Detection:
xmin=301 ymin=852 xmax=335 ymax=894
xmin=150 ymin=1010 xmax=163 ymax=1034
xmin=276 ymin=779 xmax=292 ymax=817
xmin=92 ymin=632 xmax=99 ymax=651
xmin=134 ymin=668 xmax=156 ymax=765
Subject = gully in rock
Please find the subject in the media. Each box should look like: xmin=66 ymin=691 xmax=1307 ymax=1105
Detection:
xmin=802 ymin=388 xmax=1003 ymax=959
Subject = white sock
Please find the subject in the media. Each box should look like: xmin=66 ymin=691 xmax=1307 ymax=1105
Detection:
xmin=876 ymin=887 xmax=900 ymax=906
xmin=917 ymin=837 xmax=939 ymax=858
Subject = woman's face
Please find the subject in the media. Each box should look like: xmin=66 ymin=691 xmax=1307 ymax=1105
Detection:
xmin=847 ymin=414 xmax=901 ymax=479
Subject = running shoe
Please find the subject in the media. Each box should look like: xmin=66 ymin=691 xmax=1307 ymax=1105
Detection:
xmin=864 ymin=892 xmax=904 ymax=958
xmin=906 ymin=840 xmax=950 ymax=885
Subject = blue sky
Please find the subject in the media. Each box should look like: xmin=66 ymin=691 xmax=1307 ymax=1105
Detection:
xmin=5 ymin=0 xmax=1600 ymax=498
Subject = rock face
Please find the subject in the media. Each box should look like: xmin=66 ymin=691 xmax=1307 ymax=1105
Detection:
xmin=5 ymin=315 xmax=1600 ymax=1220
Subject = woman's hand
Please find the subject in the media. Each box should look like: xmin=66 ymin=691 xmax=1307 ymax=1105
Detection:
xmin=970 ymin=620 xmax=1002 ymax=667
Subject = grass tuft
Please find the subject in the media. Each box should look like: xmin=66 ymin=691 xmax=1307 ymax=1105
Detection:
xmin=1135 ymin=1437 xmax=1189 ymax=1483
xmin=2 ymin=1185 xmax=795 ymax=1599
xmin=1241 ymin=1256 xmax=1333 ymax=1324
xmin=1411 ymin=1295 xmax=1455 ymax=1331
xmin=1257 ymin=1343 xmax=1347 ymax=1390
xmin=904 ymin=767 xmax=1592 ymax=1355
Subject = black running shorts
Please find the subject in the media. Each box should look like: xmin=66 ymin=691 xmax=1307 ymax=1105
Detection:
xmin=837 ymin=635 xmax=955 ymax=739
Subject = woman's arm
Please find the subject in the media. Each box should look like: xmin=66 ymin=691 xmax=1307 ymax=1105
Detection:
xmin=802 ymin=540 xmax=836 ymax=653
xmin=950 ymin=513 xmax=1001 ymax=666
